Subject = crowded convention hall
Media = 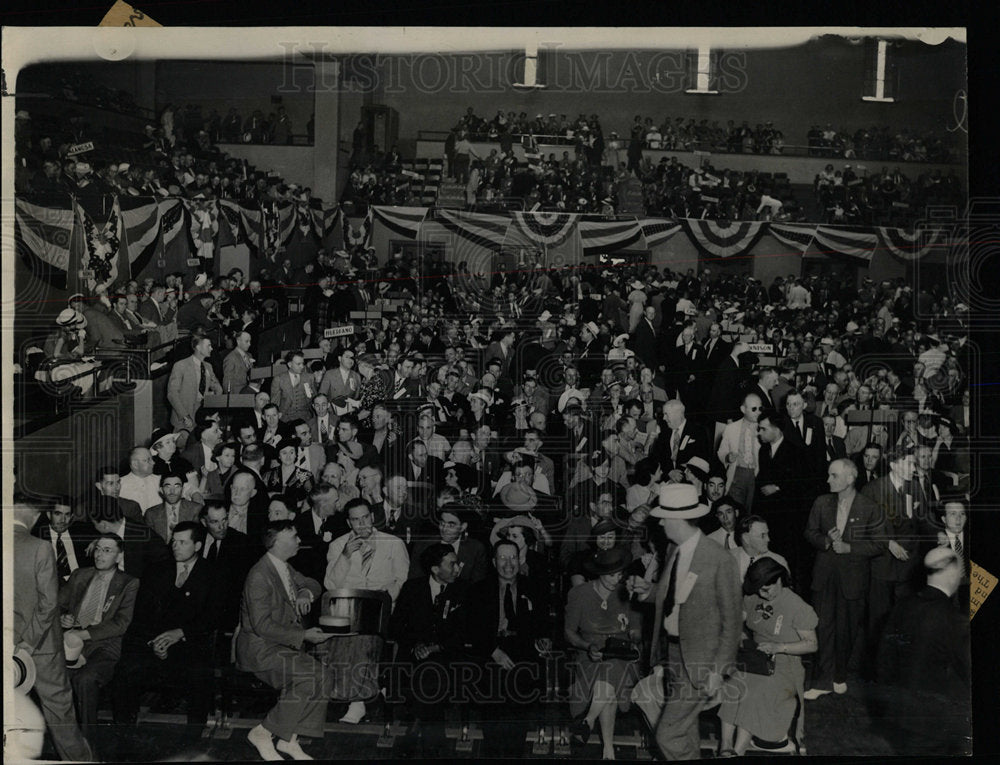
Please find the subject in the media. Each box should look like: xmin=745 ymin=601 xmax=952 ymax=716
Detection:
xmin=7 ymin=29 xmax=972 ymax=762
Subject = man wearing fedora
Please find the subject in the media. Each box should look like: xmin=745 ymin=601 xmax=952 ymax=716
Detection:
xmin=13 ymin=497 xmax=95 ymax=762
xmin=629 ymin=484 xmax=741 ymax=760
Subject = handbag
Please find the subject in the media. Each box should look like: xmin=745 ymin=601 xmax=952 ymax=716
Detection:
xmin=601 ymin=636 xmax=640 ymax=662
xmin=736 ymin=639 xmax=775 ymax=676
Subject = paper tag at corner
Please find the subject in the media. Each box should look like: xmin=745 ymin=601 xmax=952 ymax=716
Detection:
xmin=970 ymin=561 xmax=997 ymax=620
xmin=99 ymin=0 xmax=161 ymax=26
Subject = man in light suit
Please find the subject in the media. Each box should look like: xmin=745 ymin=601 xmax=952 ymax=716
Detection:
xmin=804 ymin=459 xmax=884 ymax=698
xmin=653 ymin=399 xmax=710 ymax=480
xmin=144 ymin=470 xmax=203 ymax=543
xmin=307 ymin=393 xmax=338 ymax=453
xmin=717 ymin=392 xmax=763 ymax=510
xmin=58 ymin=532 xmax=139 ymax=743
xmin=290 ymin=419 xmax=328 ymax=481
xmin=271 ymin=350 xmax=315 ymax=423
xmin=222 ymin=330 xmax=255 ymax=394
xmin=13 ymin=499 xmax=95 ymax=762
xmin=237 ymin=520 xmax=336 ymax=761
xmin=318 ymin=347 xmax=362 ymax=409
xmin=167 ymin=334 xmax=222 ymax=431
xmin=630 ymin=484 xmax=742 ymax=761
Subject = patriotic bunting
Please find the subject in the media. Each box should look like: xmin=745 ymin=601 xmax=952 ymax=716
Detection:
xmin=637 ymin=218 xmax=683 ymax=249
xmin=15 ymin=197 xmax=75 ymax=289
xmin=238 ymin=202 xmax=264 ymax=253
xmin=436 ymin=209 xmax=511 ymax=251
xmin=580 ymin=216 xmax=643 ymax=257
xmin=371 ymin=206 xmax=430 ymax=240
xmin=77 ymin=197 xmax=124 ymax=293
xmin=188 ymin=198 xmax=219 ymax=263
xmin=218 ymin=199 xmax=244 ymax=245
xmin=813 ymin=225 xmax=879 ymax=261
xmin=344 ymin=208 xmax=373 ymax=247
xmin=310 ymin=201 xmax=342 ymax=243
xmin=878 ymin=226 xmax=949 ymax=263
xmin=768 ymin=223 xmax=817 ymax=254
xmin=158 ymin=198 xmax=189 ymax=245
xmin=679 ymin=218 xmax=766 ymax=259
xmin=118 ymin=196 xmax=161 ymax=277
xmin=511 ymin=211 xmax=579 ymax=247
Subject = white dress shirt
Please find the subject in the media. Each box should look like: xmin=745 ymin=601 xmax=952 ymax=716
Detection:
xmin=119 ymin=472 xmax=162 ymax=514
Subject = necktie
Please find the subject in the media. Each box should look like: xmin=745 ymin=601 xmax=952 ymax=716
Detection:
xmin=198 ymin=362 xmax=206 ymax=395
xmin=827 ymin=438 xmax=833 ymax=458
xmin=176 ymin=561 xmax=191 ymax=588
xmin=670 ymin=430 xmax=680 ymax=462
xmin=167 ymin=505 xmax=178 ymax=537
xmin=206 ymin=538 xmax=219 ymax=563
xmin=319 ymin=419 xmax=328 ymax=442
xmin=434 ymin=587 xmax=447 ymax=617
xmin=664 ymin=553 xmax=680 ymax=617
xmin=290 ymin=373 xmax=299 ymax=387
xmin=55 ymin=533 xmax=71 ymax=580
xmin=799 ymin=419 xmax=806 ymax=438
xmin=76 ymin=576 xmax=105 ymax=628
xmin=360 ymin=542 xmax=374 ymax=576
xmin=724 ymin=532 xmax=731 ymax=550
xmin=296 ymin=448 xmax=308 ymax=470
xmin=503 ymin=583 xmax=516 ymax=628
xmin=954 ymin=537 xmax=963 ymax=557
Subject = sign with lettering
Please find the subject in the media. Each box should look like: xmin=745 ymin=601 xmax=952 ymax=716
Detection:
xmin=747 ymin=343 xmax=774 ymax=354
xmin=67 ymin=142 xmax=95 ymax=156
xmin=324 ymin=325 xmax=355 ymax=338
xmin=616 ymin=178 xmax=645 ymax=215
xmin=971 ymin=562 xmax=997 ymax=620
xmin=186 ymin=258 xmax=201 ymax=267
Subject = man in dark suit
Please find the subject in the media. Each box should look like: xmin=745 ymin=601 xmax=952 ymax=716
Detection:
xmin=466 ymin=539 xmax=552 ymax=757
xmin=379 ymin=474 xmax=428 ymax=547
xmin=236 ymin=521 xmax=336 ymax=761
xmin=32 ymin=497 xmax=94 ymax=586
xmin=181 ymin=417 xmax=224 ymax=475
xmin=113 ymin=522 xmax=220 ymax=726
xmin=89 ymin=494 xmax=167 ymax=579
xmin=784 ymin=390 xmax=828 ymax=494
xmin=653 ymin=399 xmax=710 ymax=480
xmin=821 ymin=414 xmax=848 ymax=463
xmin=630 ymin=306 xmax=659 ymax=372
xmin=144 ymin=470 xmax=202 ymax=543
xmin=389 ymin=543 xmax=472 ymax=755
xmin=701 ymin=322 xmax=731 ymax=372
xmin=291 ymin=483 xmax=346 ymax=585
xmin=408 ymin=506 xmax=489 ymax=583
xmin=665 ymin=325 xmax=706 ymax=411
xmin=200 ymin=500 xmax=257 ymax=637
xmin=874 ymin=547 xmax=971 ymax=755
xmin=91 ymin=465 xmax=145 ymax=524
xmin=854 ymin=442 xmax=884 ymax=490
xmin=13 ymin=499 xmax=94 ymax=762
xmin=861 ymin=448 xmax=921 ymax=677
xmin=402 ymin=438 xmax=446 ymax=489
xmin=754 ymin=411 xmax=807 ymax=575
xmin=924 ymin=498 xmax=970 ymax=614
xmin=707 ymin=342 xmax=751 ymax=435
xmin=58 ymin=532 xmax=140 ymax=743
xmin=804 ymin=459 xmax=884 ymax=698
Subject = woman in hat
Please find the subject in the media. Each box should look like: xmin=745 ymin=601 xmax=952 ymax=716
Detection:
xmin=567 ymin=518 xmax=622 ymax=587
xmin=564 ymin=546 xmax=642 ymax=760
xmin=717 ymin=558 xmax=817 ymax=757
xmin=263 ymin=438 xmax=314 ymax=508
xmin=489 ymin=514 xmax=550 ymax=579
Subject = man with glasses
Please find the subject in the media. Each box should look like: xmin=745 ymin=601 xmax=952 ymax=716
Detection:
xmin=319 ymin=347 xmax=362 ymax=412
xmin=717 ymin=392 xmax=763 ymax=510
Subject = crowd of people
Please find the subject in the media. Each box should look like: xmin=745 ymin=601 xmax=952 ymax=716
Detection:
xmin=14 ymin=235 xmax=973 ymax=760
xmin=806 ymin=123 xmax=960 ymax=164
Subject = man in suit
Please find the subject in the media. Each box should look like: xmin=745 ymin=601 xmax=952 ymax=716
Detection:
xmin=629 ymin=484 xmax=742 ymax=761
xmin=290 ymin=419 xmax=328 ymax=481
xmin=379 ymin=474 xmax=427 ymax=546
xmin=665 ymin=325 xmax=706 ymax=411
xmin=630 ymin=305 xmax=659 ymax=372
xmin=717 ymin=393 xmax=763 ymax=510
xmin=925 ymin=498 xmax=970 ymax=614
xmin=167 ymin=334 xmax=223 ymax=431
xmin=466 ymin=539 xmax=552 ymax=757
xmin=200 ymin=499 xmax=257 ymax=635
xmin=333 ymin=413 xmax=380 ymax=471
xmin=862 ymin=448 xmax=921 ymax=677
xmin=701 ymin=322 xmax=731 ymax=372
xmin=730 ymin=514 xmax=789 ymax=582
xmin=654 ymin=399 xmax=710 ymax=481
xmin=318 ymin=347 xmax=363 ymax=409
xmin=325 ymin=499 xmax=410 ymax=724
xmin=58 ymin=532 xmax=139 ymax=744
xmin=89 ymin=494 xmax=166 ymax=579
xmin=750 ymin=367 xmax=780 ymax=413
xmin=290 ymin=483 xmax=345 ymax=585
xmin=754 ymin=411 xmax=806 ymax=573
xmin=32 ymin=497 xmax=94 ymax=586
xmin=222 ymin=329 xmax=255 ymax=394
xmin=854 ymin=442 xmax=884 ymax=490
xmin=144 ymin=470 xmax=202 ymax=543
xmin=483 ymin=328 xmax=516 ymax=379
xmin=90 ymin=465 xmax=144 ymax=524
xmin=138 ymin=282 xmax=168 ymax=328
xmin=13 ymin=499 xmax=95 ymax=762
xmin=804 ymin=459 xmax=884 ymax=698
xmin=258 ymin=402 xmax=289 ymax=455
xmin=237 ymin=521 xmax=336 ymax=761
xmin=271 ymin=350 xmax=316 ymax=424
xmin=308 ymin=393 xmax=339 ymax=453
xmin=707 ymin=342 xmax=751 ymax=437
xmin=821 ymin=414 xmax=848 ymax=464
xmin=389 ymin=543 xmax=472 ymax=755
xmin=874 ymin=547 xmax=971 ymax=755
xmin=784 ymin=390 xmax=827 ymax=493
xmin=408 ymin=506 xmax=489 ymax=583
xmin=403 ymin=438 xmax=446 ymax=489
xmin=181 ymin=415 xmax=224 ymax=475
xmin=113 ymin=522 xmax=220 ymax=727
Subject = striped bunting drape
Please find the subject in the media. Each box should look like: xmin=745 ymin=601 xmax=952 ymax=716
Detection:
xmin=218 ymin=199 xmax=244 ymax=245
xmin=511 ymin=211 xmax=579 ymax=247
xmin=15 ymin=197 xmax=75 ymax=289
xmin=768 ymin=222 xmax=817 ymax=254
xmin=118 ymin=196 xmax=161 ymax=277
xmin=812 ymin=225 xmax=879 ymax=261
xmin=637 ymin=218 xmax=682 ymax=249
xmin=878 ymin=226 xmax=948 ymax=262
xmin=238 ymin=202 xmax=264 ymax=252
xmin=158 ymin=198 xmax=189 ymax=245
xmin=580 ymin=216 xmax=643 ymax=257
xmin=436 ymin=209 xmax=511 ymax=251
xmin=76 ymin=196 xmax=124 ymax=294
xmin=680 ymin=218 xmax=767 ymax=259
xmin=371 ymin=206 xmax=430 ymax=239
xmin=310 ymin=200 xmax=341 ymax=242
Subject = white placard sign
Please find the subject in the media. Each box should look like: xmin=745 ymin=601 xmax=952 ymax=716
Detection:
xmin=324 ymin=325 xmax=355 ymax=338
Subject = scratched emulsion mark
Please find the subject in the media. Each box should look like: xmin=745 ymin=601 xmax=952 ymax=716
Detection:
xmin=970 ymin=562 xmax=997 ymax=620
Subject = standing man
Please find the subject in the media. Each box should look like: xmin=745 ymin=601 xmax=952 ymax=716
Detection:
xmin=717 ymin=392 xmax=763 ymax=510
xmin=754 ymin=411 xmax=805 ymax=570
xmin=803 ymin=459 xmax=883 ymax=698
xmin=167 ymin=334 xmax=222 ymax=431
xmin=13 ymin=499 xmax=95 ymax=762
xmin=237 ymin=520 xmax=336 ymax=761
xmin=222 ymin=330 xmax=255 ymax=394
xmin=271 ymin=350 xmax=315 ymax=423
xmin=629 ymin=484 xmax=742 ymax=761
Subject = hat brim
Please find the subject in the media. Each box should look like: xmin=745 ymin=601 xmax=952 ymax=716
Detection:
xmin=649 ymin=502 xmax=710 ymax=520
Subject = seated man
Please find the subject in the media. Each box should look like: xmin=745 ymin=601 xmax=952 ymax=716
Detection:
xmin=199 ymin=499 xmax=257 ymax=640
xmin=145 ymin=469 xmax=202 ymax=543
xmin=58 ymin=533 xmax=139 ymax=743
xmin=113 ymin=522 xmax=219 ymax=727
xmin=32 ymin=496 xmax=94 ymax=586
xmin=731 ymin=513 xmax=790 ymax=582
xmin=237 ymin=520 xmax=336 ymax=761
xmin=324 ymin=498 xmax=409 ymax=724
xmin=389 ymin=543 xmax=472 ymax=755
xmin=408 ymin=506 xmax=488 ymax=583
